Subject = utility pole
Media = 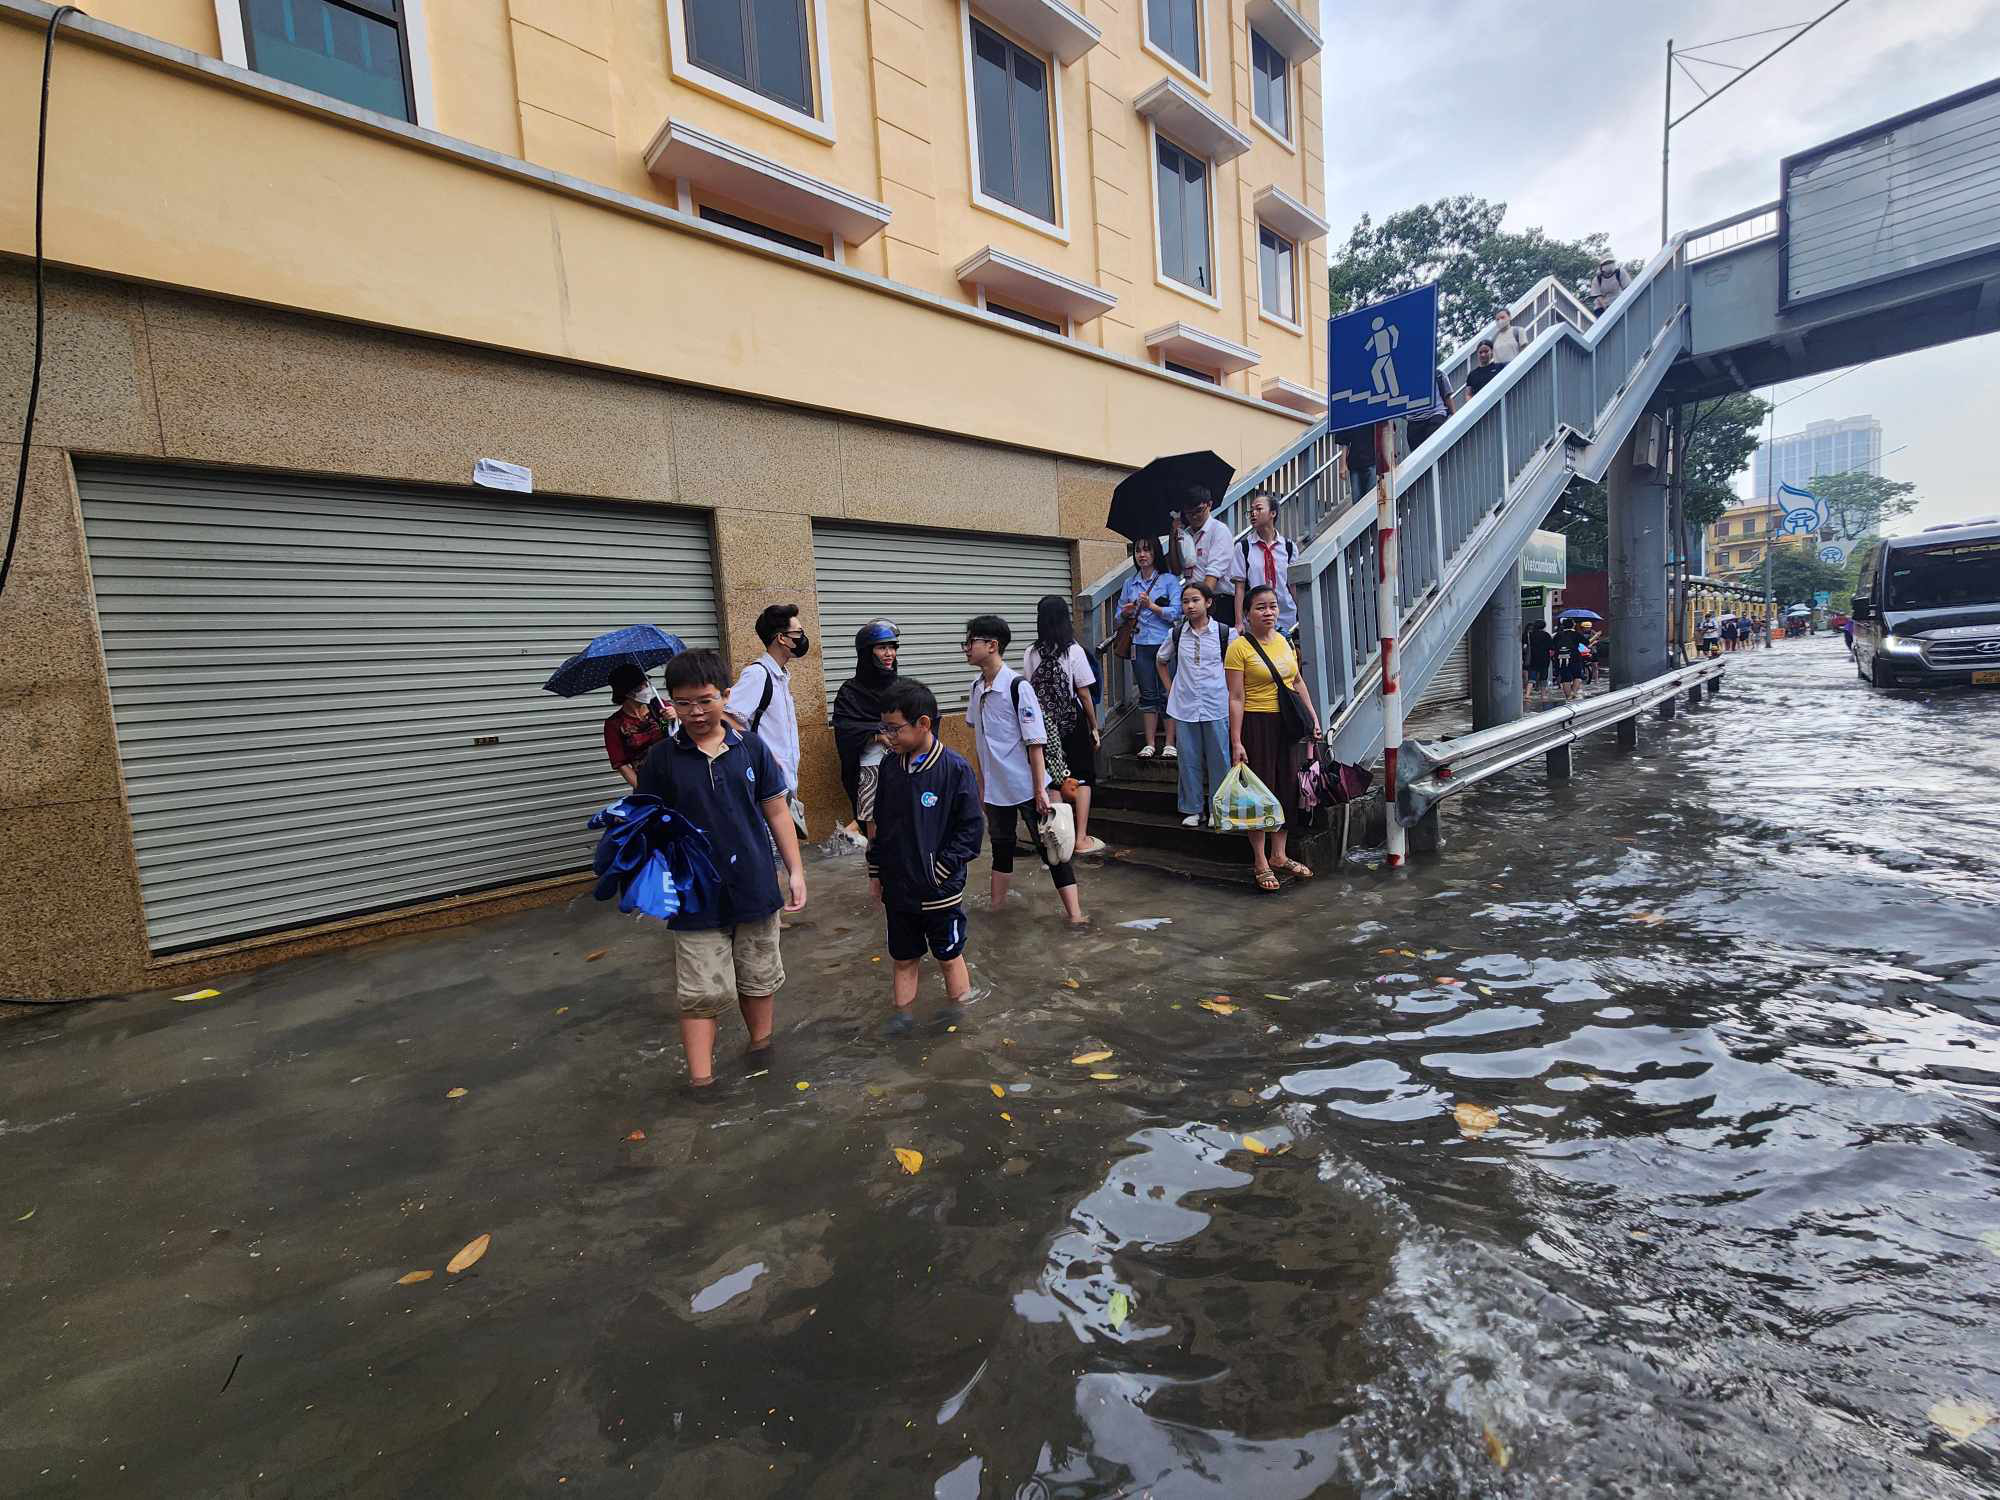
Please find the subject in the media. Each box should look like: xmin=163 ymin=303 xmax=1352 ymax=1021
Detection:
xmin=1762 ymin=391 xmax=1777 ymax=648
xmin=1660 ymin=38 xmax=1674 ymax=247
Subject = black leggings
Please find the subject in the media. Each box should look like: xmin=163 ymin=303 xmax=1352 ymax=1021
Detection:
xmin=985 ymin=802 xmax=1077 ymax=890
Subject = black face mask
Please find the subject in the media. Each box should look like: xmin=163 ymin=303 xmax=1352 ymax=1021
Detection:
xmin=786 ymin=630 xmax=812 ymax=659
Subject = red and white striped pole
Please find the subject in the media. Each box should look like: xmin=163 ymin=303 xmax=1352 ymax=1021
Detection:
xmin=1375 ymin=420 xmax=1406 ymax=868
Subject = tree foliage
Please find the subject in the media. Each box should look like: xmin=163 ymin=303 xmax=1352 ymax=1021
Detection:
xmin=1806 ymin=469 xmax=1919 ymax=539
xmin=1677 ymin=395 xmax=1768 ymax=531
xmin=1766 ymin=546 xmax=1848 ymax=606
xmin=1326 ymin=196 xmax=1619 ymax=345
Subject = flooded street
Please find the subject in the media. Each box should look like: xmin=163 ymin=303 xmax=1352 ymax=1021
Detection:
xmin=5 ymin=640 xmax=1998 ymax=1498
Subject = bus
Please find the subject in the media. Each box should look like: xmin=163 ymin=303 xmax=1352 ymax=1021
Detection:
xmin=1850 ymin=517 xmax=2000 ymax=689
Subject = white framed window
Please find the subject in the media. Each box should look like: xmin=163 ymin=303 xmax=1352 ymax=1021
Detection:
xmin=667 ymin=0 xmax=838 ymax=143
xmin=986 ymin=298 xmax=1067 ymax=336
xmin=1250 ymin=28 xmax=1291 ymax=146
xmin=961 ymin=5 xmax=1069 ymax=239
xmin=1164 ymin=359 xmax=1218 ymax=384
xmin=1142 ymin=0 xmax=1206 ymax=89
xmin=1258 ymin=224 xmax=1299 ymax=328
xmin=1151 ymin=128 xmax=1216 ymax=306
xmin=215 ymin=0 xmax=436 ymax=127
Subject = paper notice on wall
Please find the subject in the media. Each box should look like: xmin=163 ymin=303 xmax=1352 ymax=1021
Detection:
xmin=473 ymin=458 xmax=534 ymax=492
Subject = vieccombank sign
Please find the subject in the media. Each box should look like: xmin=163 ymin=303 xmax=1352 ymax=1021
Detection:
xmin=1521 ymin=528 xmax=1568 ymax=589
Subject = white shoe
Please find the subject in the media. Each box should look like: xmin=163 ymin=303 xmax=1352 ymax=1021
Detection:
xmin=1136 ymin=745 xmax=1157 ymax=759
xmin=1181 ymin=814 xmax=1202 ymax=827
xmin=1162 ymin=745 xmax=1179 ymax=759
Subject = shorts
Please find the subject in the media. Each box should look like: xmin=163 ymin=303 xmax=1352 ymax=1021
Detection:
xmin=886 ymin=904 xmax=969 ymax=963
xmin=855 ymin=762 xmax=881 ymax=824
xmin=670 ymin=913 xmax=785 ymax=1018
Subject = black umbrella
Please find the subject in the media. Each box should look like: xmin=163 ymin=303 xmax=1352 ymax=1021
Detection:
xmin=1106 ymin=451 xmax=1236 ymax=543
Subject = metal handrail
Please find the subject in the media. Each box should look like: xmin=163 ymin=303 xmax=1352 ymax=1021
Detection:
xmin=1396 ymin=658 xmax=1726 ymax=822
xmin=1684 ymin=201 xmax=1781 ymax=262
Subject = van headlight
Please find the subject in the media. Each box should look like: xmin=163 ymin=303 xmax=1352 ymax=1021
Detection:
xmin=1881 ymin=635 xmax=1925 ymax=655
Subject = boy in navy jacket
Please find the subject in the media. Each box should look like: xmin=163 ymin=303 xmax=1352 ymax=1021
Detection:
xmin=867 ymin=678 xmax=986 ymax=1037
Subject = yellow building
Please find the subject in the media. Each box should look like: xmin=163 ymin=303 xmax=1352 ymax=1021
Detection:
xmin=0 ymin=0 xmax=1326 ymax=996
xmin=1706 ymin=500 xmax=1800 ymax=576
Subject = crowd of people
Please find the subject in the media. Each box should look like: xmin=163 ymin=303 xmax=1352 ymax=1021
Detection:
xmin=1699 ymin=614 xmax=1767 ymax=655
xmin=1521 ymin=616 xmax=1604 ymax=704
xmin=598 ymin=542 xmax=1327 ymax=1088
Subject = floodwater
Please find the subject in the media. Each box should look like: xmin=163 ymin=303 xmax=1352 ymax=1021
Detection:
xmin=3 ymin=639 xmax=1998 ymax=1497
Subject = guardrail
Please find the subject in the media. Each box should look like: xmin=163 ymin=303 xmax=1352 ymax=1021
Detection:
xmin=1683 ymin=202 xmax=1781 ymax=263
xmin=1395 ymin=658 xmax=1726 ymax=826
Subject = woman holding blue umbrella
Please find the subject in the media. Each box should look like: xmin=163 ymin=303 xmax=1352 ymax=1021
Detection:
xmin=604 ymin=664 xmax=677 ymax=788
xmin=543 ymin=624 xmax=687 ymax=787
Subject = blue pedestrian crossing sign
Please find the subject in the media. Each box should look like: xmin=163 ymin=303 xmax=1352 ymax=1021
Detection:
xmin=1327 ymin=283 xmax=1438 ymax=432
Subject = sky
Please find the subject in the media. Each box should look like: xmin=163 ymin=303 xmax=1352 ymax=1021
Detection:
xmin=1319 ymin=0 xmax=2000 ymax=534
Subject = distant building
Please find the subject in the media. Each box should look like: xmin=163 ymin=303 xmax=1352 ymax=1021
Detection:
xmin=1751 ymin=416 xmax=1884 ymax=536
xmin=1705 ymin=501 xmax=1817 ymax=577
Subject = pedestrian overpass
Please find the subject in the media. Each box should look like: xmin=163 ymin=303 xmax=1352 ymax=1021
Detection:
xmin=1082 ymin=77 xmax=2000 ymax=780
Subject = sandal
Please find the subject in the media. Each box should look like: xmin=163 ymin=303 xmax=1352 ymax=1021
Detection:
xmin=1252 ymin=865 xmax=1280 ymax=892
xmin=1279 ymin=859 xmax=1314 ymax=880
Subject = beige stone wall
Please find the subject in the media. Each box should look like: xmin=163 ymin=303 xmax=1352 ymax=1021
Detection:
xmin=0 ymin=266 xmax=1128 ymax=998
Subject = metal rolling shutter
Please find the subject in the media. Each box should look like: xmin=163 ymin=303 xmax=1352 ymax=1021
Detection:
xmin=1416 ymin=638 xmax=1471 ymax=707
xmin=811 ymin=523 xmax=1073 ymax=712
xmin=77 ymin=464 xmax=719 ymax=953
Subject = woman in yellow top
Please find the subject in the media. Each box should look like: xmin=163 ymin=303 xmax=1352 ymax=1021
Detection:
xmin=1225 ymin=584 xmax=1322 ymax=890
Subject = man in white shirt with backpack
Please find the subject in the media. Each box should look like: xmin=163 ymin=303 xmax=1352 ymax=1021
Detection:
xmin=1233 ymin=491 xmax=1297 ymax=637
xmin=727 ymin=604 xmax=808 ymax=835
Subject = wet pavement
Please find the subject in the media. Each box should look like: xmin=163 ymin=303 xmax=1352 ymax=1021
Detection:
xmin=4 ymin=638 xmax=1998 ymax=1498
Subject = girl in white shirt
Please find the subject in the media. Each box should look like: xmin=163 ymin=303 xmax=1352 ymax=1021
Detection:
xmin=1158 ymin=581 xmax=1233 ymax=828
xmin=1022 ymin=594 xmax=1104 ymax=854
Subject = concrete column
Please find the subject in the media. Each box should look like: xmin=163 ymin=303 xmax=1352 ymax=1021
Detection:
xmin=1616 ymin=717 xmax=1638 ymax=749
xmin=1408 ymin=806 xmax=1443 ymax=853
xmin=1469 ymin=567 xmax=1522 ymax=731
xmin=1607 ymin=416 xmax=1672 ymax=692
xmin=1546 ymin=743 xmax=1572 ymax=779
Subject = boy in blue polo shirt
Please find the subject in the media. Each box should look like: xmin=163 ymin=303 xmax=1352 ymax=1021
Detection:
xmin=636 ymin=649 xmax=806 ymax=1093
xmin=866 ymin=679 xmax=985 ymax=1038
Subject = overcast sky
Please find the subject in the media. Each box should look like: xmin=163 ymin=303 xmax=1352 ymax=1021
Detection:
xmin=1320 ymin=0 xmax=2000 ymax=533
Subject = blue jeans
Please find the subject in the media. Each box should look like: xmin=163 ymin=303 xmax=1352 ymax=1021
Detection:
xmin=1173 ymin=718 xmax=1229 ymax=820
xmin=1134 ymin=644 xmax=1167 ymax=714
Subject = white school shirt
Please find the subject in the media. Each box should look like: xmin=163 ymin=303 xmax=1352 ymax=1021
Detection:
xmin=725 ymin=652 xmax=799 ymax=792
xmin=1164 ymin=619 xmax=1230 ymax=722
xmin=1175 ymin=516 xmax=1238 ymax=588
xmin=1237 ymin=532 xmax=1298 ymax=632
xmin=965 ymin=664 xmax=1048 ymax=807
xmin=1020 ymin=642 xmax=1097 ymax=700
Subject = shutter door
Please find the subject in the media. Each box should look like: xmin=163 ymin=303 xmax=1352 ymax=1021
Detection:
xmin=77 ymin=464 xmax=719 ymax=953
xmin=811 ymin=523 xmax=1073 ymax=712
xmin=1416 ymin=638 xmax=1471 ymax=707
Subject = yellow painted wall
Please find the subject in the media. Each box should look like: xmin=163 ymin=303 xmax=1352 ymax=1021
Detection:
xmin=0 ymin=11 xmax=1306 ymax=476
xmin=31 ymin=0 xmax=1325 ymax=401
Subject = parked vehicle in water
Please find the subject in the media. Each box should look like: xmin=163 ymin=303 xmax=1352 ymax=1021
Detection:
xmin=1849 ymin=518 xmax=2000 ymax=688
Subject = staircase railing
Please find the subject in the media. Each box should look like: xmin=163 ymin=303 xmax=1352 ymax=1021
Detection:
xmin=1077 ymin=277 xmax=1601 ymax=731
xmin=1296 ymin=236 xmax=1692 ymax=765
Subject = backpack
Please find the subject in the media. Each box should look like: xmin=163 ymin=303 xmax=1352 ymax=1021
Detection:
xmin=1168 ymin=619 xmax=1232 ymax=665
xmin=748 ymin=664 xmax=776 ymax=733
xmin=1028 ymin=647 xmax=1081 ymax=737
xmin=1237 ymin=534 xmax=1293 ymax=589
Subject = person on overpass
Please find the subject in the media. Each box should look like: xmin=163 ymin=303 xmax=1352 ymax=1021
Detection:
xmin=1587 ymin=256 xmax=1632 ymax=314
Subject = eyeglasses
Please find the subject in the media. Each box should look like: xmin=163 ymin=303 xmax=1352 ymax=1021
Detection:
xmin=670 ymin=693 xmax=723 ymax=712
xmin=962 ymin=636 xmax=997 ymax=649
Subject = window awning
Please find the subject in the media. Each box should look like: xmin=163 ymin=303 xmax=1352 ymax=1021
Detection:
xmin=643 ymin=118 xmax=892 ymax=244
xmin=1133 ymin=78 xmax=1252 ymax=165
xmin=955 ymin=246 xmax=1118 ymax=323
xmin=1145 ymin=321 xmax=1260 ymax=375
xmin=1261 ymin=377 xmax=1327 ymax=415
xmin=972 ymin=0 xmax=1101 ymax=64
xmin=1254 ymin=185 xmax=1330 ymax=245
xmin=1245 ymin=0 xmax=1323 ymax=61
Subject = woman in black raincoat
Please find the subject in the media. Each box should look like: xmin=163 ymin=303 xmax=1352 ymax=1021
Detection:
xmin=831 ymin=619 xmax=900 ymax=838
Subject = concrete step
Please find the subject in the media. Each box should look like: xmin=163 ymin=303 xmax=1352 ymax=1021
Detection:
xmin=1101 ymin=842 xmax=1302 ymax=891
xmin=1088 ymin=805 xmax=1246 ymax=860
xmin=1091 ymin=776 xmax=1184 ymax=816
xmin=1106 ymin=752 xmax=1181 ymax=784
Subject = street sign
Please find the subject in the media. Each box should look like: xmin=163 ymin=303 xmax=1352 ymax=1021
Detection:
xmin=1520 ymin=529 xmax=1567 ymax=588
xmin=1817 ymin=539 xmax=1849 ymax=565
xmin=1813 ymin=590 xmax=1832 ymax=608
xmin=1776 ymin=481 xmax=1824 ymax=536
xmin=1327 ymin=284 xmax=1438 ymax=433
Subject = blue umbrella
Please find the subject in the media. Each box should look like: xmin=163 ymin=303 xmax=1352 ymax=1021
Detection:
xmin=1556 ymin=608 xmax=1602 ymax=623
xmin=543 ymin=624 xmax=687 ymax=698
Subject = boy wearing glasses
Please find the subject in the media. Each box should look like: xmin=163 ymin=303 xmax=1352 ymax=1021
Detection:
xmin=961 ymin=615 xmax=1087 ymax=927
xmin=637 ymin=649 xmax=807 ymax=1093
xmin=867 ymin=678 xmax=985 ymax=1037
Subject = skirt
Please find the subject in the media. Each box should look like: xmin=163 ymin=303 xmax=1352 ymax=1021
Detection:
xmin=1061 ymin=722 xmax=1098 ymax=785
xmin=1238 ymin=710 xmax=1302 ymax=829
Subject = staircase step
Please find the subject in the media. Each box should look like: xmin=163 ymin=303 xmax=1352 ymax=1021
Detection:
xmin=1101 ymin=842 xmax=1301 ymax=891
xmin=1091 ymin=777 xmax=1185 ymax=815
xmin=1106 ymin=753 xmax=1181 ymax=784
xmin=1089 ymin=805 xmax=1249 ymax=859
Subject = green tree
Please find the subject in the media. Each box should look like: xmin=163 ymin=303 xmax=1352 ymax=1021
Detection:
xmin=1327 ymin=196 xmax=1616 ymax=345
xmin=1767 ymin=545 xmax=1847 ymax=606
xmin=1676 ymin=394 xmax=1768 ymax=531
xmin=1806 ymin=469 xmax=1919 ymax=539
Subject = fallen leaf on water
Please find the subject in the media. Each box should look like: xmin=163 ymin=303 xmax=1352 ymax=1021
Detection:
xmin=624 ymin=1129 xmax=646 ymax=1142
xmin=1980 ymin=1230 xmax=2000 ymax=1260
xmin=446 ymin=1234 xmax=490 ymax=1274
xmin=16 ymin=1208 xmax=35 ymax=1223
xmin=1198 ymin=999 xmax=1237 ymax=1016
xmin=396 ymin=1270 xmax=433 ymax=1285
xmin=174 ymin=988 xmax=221 ymax=1002
xmin=1929 ymin=1397 xmax=1995 ymax=1443
xmin=1376 ymin=947 xmax=1397 ymax=956
xmin=554 ymin=1006 xmax=570 ymax=1016
xmin=1453 ymin=1102 xmax=1500 ymax=1137
xmin=1263 ymin=993 xmax=1287 ymax=1001
xmin=1438 ymin=978 xmax=1464 ymax=987
xmin=1482 ymin=1424 xmax=1511 ymax=1469
xmin=795 ymin=1081 xmax=811 ymax=1092
xmin=1090 ymin=1072 xmax=1119 ymax=1081
xmin=1071 ymin=1050 xmax=1113 ymax=1065
xmin=999 ymin=1112 xmax=1012 ymax=1122
xmin=1629 ymin=1229 xmax=1651 ymax=1240
xmin=1629 ymin=912 xmax=1667 ymax=926
xmin=1423 ymin=949 xmax=1448 ymax=959
xmin=893 ymin=1147 xmax=924 ymax=1175
xmin=1398 ymin=949 xmax=1417 ymax=958
xmin=584 ymin=949 xmax=607 ymax=962
xmin=1243 ymin=1136 xmax=1270 ymax=1155
xmin=446 ymin=1087 xmax=469 ymax=1100
xmin=1108 ymin=1290 xmax=1130 ymax=1330
xmin=1477 ymin=985 xmax=1496 ymax=996
xmin=1062 ymin=979 xmax=1080 ymax=990
xmin=989 ymin=1083 xmax=1006 ymax=1098
xmin=870 ymin=956 xmax=882 ymax=964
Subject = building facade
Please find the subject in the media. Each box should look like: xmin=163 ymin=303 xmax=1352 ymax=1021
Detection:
xmin=1750 ymin=415 xmax=1883 ymax=530
xmin=0 ymin=0 xmax=1327 ymax=997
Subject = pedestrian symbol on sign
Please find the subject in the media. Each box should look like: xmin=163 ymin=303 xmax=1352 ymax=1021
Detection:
xmin=1326 ymin=283 xmax=1438 ymax=432
xmin=1366 ymin=316 xmax=1401 ymax=400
